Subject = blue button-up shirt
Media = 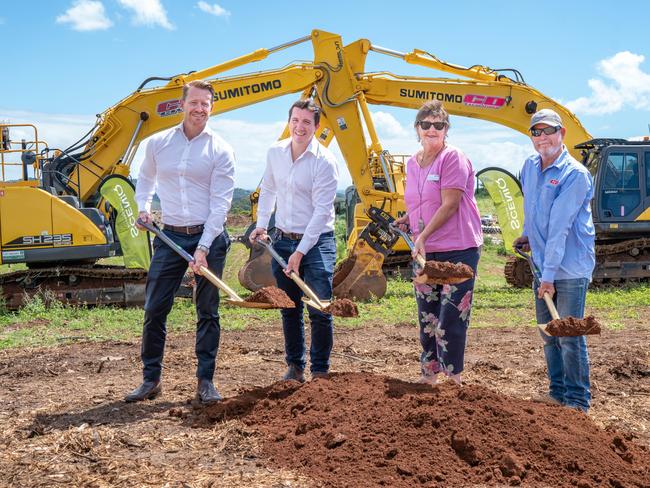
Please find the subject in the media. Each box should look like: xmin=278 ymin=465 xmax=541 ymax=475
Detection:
xmin=521 ymin=146 xmax=595 ymax=282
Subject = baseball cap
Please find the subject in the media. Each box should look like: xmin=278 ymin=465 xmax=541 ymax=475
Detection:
xmin=529 ymin=109 xmax=563 ymax=129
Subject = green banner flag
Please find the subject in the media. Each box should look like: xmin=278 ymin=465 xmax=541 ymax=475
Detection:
xmin=99 ymin=175 xmax=151 ymax=269
xmin=476 ymin=167 xmax=524 ymax=256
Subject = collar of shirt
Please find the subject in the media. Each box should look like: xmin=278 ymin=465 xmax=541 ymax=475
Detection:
xmin=533 ymin=145 xmax=570 ymax=173
xmin=172 ymin=121 xmax=214 ymax=142
xmin=280 ymin=137 xmax=320 ymax=160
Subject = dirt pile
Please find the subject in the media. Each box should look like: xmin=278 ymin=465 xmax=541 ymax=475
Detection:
xmin=546 ymin=315 xmax=602 ymax=336
xmin=195 ymin=372 xmax=649 ymax=488
xmin=244 ymin=286 xmax=295 ymax=308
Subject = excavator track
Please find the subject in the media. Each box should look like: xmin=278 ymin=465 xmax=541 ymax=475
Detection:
xmin=504 ymin=238 xmax=650 ymax=288
xmin=0 ymin=265 xmax=193 ymax=309
xmin=504 ymin=256 xmax=534 ymax=288
xmin=592 ymin=238 xmax=650 ymax=285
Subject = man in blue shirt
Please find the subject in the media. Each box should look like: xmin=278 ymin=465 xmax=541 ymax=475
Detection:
xmin=514 ymin=109 xmax=595 ymax=412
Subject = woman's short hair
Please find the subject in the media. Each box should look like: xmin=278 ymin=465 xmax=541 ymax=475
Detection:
xmin=414 ymin=100 xmax=450 ymax=129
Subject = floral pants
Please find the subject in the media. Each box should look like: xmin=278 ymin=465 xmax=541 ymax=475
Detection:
xmin=414 ymin=247 xmax=480 ymax=377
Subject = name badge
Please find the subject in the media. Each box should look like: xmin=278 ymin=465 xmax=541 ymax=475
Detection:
xmin=427 ymin=174 xmax=440 ymax=182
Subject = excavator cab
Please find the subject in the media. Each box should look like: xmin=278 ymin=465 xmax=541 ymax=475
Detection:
xmin=589 ymin=141 xmax=650 ymax=227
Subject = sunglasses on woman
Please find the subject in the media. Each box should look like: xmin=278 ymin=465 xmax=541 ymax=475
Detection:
xmin=530 ymin=126 xmax=562 ymax=137
xmin=417 ymin=120 xmax=447 ymax=130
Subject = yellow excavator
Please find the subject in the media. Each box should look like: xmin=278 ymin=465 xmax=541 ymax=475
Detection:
xmin=2 ymin=29 xmax=649 ymax=308
xmin=240 ymin=31 xmax=650 ymax=294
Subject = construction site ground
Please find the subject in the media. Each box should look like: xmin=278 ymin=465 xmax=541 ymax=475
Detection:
xmin=1 ymin=319 xmax=648 ymax=487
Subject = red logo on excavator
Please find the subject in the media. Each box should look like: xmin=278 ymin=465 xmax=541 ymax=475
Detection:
xmin=156 ymin=99 xmax=183 ymax=117
xmin=463 ymin=94 xmax=506 ymax=109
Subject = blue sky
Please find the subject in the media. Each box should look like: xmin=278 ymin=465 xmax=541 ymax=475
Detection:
xmin=2 ymin=0 xmax=649 ymax=188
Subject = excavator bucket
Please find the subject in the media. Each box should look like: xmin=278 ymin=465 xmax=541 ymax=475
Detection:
xmin=238 ymin=249 xmax=276 ymax=291
xmin=237 ymin=223 xmax=276 ymax=292
xmin=333 ymin=239 xmax=387 ymax=301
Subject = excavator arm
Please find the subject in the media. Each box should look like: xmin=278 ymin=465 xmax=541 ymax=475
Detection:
xmin=50 ymin=63 xmax=323 ymax=204
xmin=359 ymin=72 xmax=591 ymax=159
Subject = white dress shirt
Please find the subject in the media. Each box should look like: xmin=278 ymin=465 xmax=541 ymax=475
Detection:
xmin=135 ymin=123 xmax=235 ymax=248
xmin=256 ymin=137 xmax=339 ymax=255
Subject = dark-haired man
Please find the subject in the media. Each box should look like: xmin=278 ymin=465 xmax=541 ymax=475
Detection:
xmin=250 ymin=99 xmax=339 ymax=382
xmin=127 ymin=79 xmax=235 ymax=403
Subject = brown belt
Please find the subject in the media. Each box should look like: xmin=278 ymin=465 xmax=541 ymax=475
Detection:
xmin=163 ymin=223 xmax=204 ymax=235
xmin=278 ymin=229 xmax=304 ymax=241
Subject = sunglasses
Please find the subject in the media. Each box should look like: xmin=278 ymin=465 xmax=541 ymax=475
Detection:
xmin=530 ymin=126 xmax=562 ymax=137
xmin=417 ymin=120 xmax=447 ymax=130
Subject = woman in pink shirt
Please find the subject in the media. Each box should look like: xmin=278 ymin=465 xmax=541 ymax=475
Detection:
xmin=396 ymin=100 xmax=483 ymax=385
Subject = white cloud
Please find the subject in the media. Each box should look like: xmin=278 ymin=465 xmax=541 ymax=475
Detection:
xmin=566 ymin=51 xmax=650 ymax=115
xmin=56 ymin=0 xmax=113 ymax=31
xmin=117 ymin=0 xmax=174 ymax=30
xmin=197 ymin=1 xmax=231 ymax=18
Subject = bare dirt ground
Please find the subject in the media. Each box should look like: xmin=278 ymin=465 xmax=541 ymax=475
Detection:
xmin=1 ymin=321 xmax=648 ymax=487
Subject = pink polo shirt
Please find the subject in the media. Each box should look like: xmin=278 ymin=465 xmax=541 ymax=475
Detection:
xmin=404 ymin=145 xmax=483 ymax=252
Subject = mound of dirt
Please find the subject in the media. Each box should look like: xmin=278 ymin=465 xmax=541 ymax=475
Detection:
xmin=323 ymin=298 xmax=358 ymax=318
xmin=244 ymin=286 xmax=295 ymax=308
xmin=608 ymin=352 xmax=650 ymax=379
xmin=195 ymin=372 xmax=649 ymax=488
xmin=546 ymin=315 xmax=601 ymax=336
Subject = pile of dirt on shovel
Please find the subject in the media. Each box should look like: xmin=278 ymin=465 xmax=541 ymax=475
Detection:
xmin=193 ymin=372 xmax=649 ymax=488
xmin=422 ymin=260 xmax=474 ymax=280
xmin=323 ymin=298 xmax=358 ymax=317
xmin=244 ymin=286 xmax=295 ymax=308
xmin=546 ymin=315 xmax=602 ymax=336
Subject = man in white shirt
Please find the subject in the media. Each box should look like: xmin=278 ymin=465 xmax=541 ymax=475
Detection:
xmin=126 ymin=80 xmax=235 ymax=403
xmin=250 ymin=99 xmax=339 ymax=382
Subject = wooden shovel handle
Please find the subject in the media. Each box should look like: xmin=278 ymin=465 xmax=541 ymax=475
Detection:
xmin=542 ymin=293 xmax=561 ymax=321
xmin=199 ymin=266 xmax=243 ymax=302
xmin=288 ymin=272 xmax=325 ymax=309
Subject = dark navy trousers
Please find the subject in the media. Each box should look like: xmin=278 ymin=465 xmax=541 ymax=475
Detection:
xmin=141 ymin=229 xmax=230 ymax=382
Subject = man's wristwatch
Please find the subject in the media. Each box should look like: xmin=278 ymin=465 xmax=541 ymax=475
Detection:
xmin=196 ymin=244 xmax=209 ymax=255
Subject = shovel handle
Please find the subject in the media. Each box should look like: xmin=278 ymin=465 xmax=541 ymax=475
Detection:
xmin=287 ymin=272 xmax=326 ymax=309
xmin=256 ymin=237 xmax=326 ymax=309
xmin=198 ymin=266 xmax=243 ymax=302
xmin=390 ymin=223 xmax=426 ymax=269
xmin=542 ymin=292 xmax=561 ymax=321
xmin=137 ymin=218 xmax=243 ymax=302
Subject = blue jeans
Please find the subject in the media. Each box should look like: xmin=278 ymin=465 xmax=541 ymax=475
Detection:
xmin=141 ymin=229 xmax=230 ymax=382
xmin=271 ymin=231 xmax=336 ymax=373
xmin=534 ymin=278 xmax=591 ymax=411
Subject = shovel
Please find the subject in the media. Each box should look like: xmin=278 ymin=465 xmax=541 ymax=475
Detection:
xmin=514 ymin=247 xmax=556 ymax=336
xmin=254 ymin=238 xmax=359 ymax=317
xmin=138 ymin=219 xmax=277 ymax=309
xmin=255 ymin=237 xmax=331 ymax=311
xmin=513 ymin=246 xmax=600 ymax=336
xmin=389 ymin=224 xmax=472 ymax=286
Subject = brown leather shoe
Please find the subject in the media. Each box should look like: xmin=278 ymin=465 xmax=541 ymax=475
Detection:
xmin=124 ymin=380 xmax=161 ymax=402
xmin=197 ymin=379 xmax=222 ymax=404
xmin=282 ymin=364 xmax=305 ymax=383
